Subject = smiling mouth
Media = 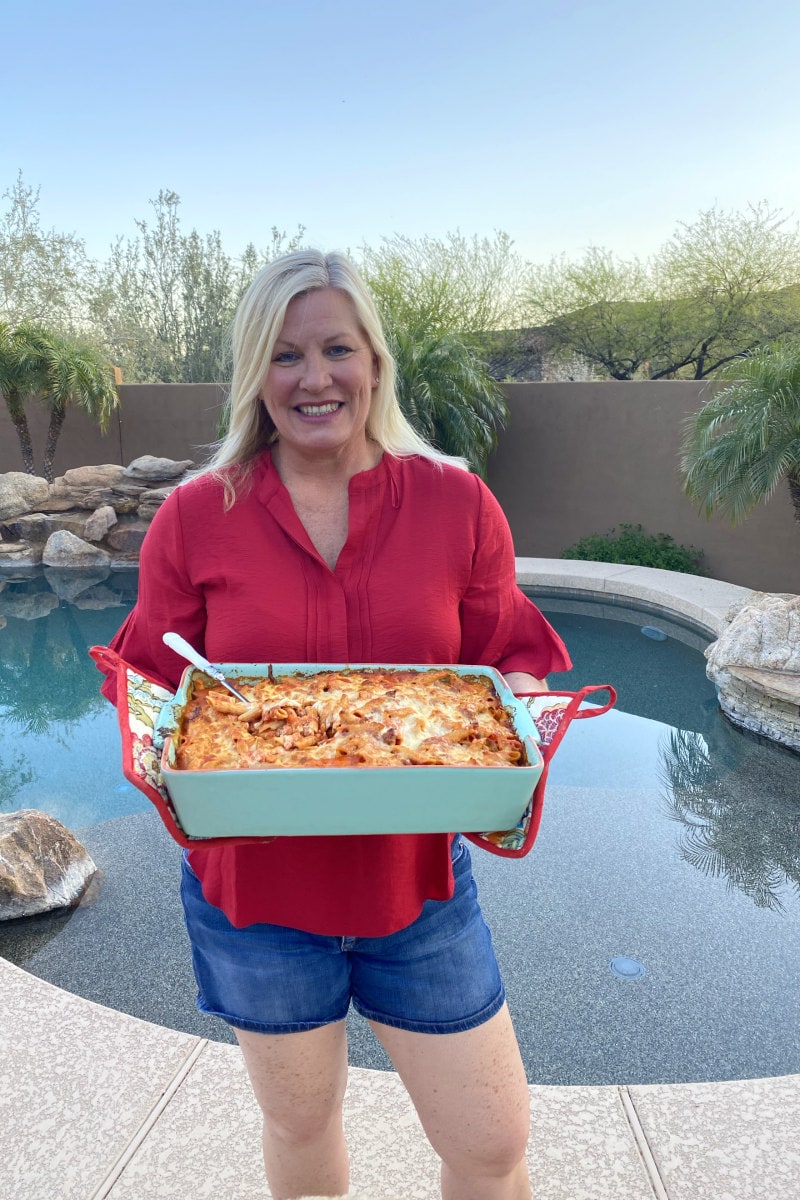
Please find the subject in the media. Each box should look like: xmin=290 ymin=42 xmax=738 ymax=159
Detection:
xmin=295 ymin=402 xmax=343 ymax=416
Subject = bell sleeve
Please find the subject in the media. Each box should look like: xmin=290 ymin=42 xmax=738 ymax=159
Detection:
xmin=97 ymin=489 xmax=208 ymax=704
xmin=458 ymin=477 xmax=572 ymax=680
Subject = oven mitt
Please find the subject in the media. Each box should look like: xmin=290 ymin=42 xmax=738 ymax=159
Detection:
xmin=465 ymin=684 xmax=616 ymax=858
xmin=89 ymin=645 xmax=261 ymax=848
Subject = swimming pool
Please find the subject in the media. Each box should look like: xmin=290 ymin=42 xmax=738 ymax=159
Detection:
xmin=1 ymin=571 xmax=798 ymax=1086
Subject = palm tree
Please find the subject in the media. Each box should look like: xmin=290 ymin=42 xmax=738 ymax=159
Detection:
xmin=0 ymin=323 xmax=118 ymax=482
xmin=681 ymin=337 xmax=800 ymax=525
xmin=388 ymin=325 xmax=508 ymax=476
xmin=28 ymin=327 xmax=118 ymax=483
xmin=0 ymin=321 xmax=45 ymax=474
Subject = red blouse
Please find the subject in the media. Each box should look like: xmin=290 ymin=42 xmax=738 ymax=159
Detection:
xmin=100 ymin=452 xmax=571 ymax=935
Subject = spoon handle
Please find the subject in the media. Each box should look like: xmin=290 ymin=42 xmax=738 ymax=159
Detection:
xmin=162 ymin=632 xmax=250 ymax=704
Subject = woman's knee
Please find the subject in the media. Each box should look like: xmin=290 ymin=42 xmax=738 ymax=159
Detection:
xmin=250 ymin=1064 xmax=348 ymax=1146
xmin=235 ymin=1022 xmax=348 ymax=1142
xmin=372 ymin=1006 xmax=531 ymax=1178
xmin=437 ymin=1107 xmax=530 ymax=1179
xmin=263 ymin=1100 xmax=345 ymax=1148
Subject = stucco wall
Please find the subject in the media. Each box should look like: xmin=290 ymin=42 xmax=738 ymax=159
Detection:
xmin=0 ymin=385 xmax=225 ymax=479
xmin=1 ymin=380 xmax=797 ymax=592
xmin=487 ymin=381 xmax=800 ymax=593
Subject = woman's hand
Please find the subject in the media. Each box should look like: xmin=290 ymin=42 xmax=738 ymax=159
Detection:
xmin=503 ymin=671 xmax=549 ymax=695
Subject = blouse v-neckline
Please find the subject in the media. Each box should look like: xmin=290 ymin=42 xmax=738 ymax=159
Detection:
xmin=255 ymin=451 xmax=392 ymax=575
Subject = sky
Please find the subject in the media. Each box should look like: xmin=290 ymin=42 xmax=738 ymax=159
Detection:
xmin=3 ymin=0 xmax=800 ymax=268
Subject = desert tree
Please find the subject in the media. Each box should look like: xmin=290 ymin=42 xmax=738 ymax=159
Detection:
xmin=525 ymin=247 xmax=675 ymax=379
xmin=0 ymin=172 xmax=92 ymax=331
xmin=525 ymin=203 xmax=800 ymax=380
xmin=361 ymin=230 xmax=529 ymax=339
xmin=658 ymin=203 xmax=800 ymax=377
xmin=89 ymin=190 xmax=304 ymax=382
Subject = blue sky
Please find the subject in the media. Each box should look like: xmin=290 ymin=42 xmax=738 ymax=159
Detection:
xmin=3 ymin=0 xmax=800 ymax=266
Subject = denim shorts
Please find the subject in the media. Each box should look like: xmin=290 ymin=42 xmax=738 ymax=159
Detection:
xmin=179 ymin=838 xmax=505 ymax=1035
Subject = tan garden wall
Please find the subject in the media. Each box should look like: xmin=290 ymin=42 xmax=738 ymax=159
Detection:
xmin=0 ymin=385 xmax=226 ymax=479
xmin=1 ymin=380 xmax=797 ymax=593
xmin=487 ymin=381 xmax=800 ymax=594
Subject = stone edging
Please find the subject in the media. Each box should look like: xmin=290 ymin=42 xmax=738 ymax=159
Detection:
xmin=0 ymin=459 xmax=193 ymax=570
xmin=515 ymin=556 xmax=754 ymax=635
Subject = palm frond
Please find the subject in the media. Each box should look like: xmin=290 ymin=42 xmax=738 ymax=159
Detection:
xmin=681 ymin=337 xmax=800 ymax=521
xmin=387 ymin=323 xmax=507 ymax=473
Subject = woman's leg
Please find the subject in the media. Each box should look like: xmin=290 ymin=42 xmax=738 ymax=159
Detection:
xmin=369 ymin=1004 xmax=531 ymax=1200
xmin=235 ymin=1019 xmax=349 ymax=1200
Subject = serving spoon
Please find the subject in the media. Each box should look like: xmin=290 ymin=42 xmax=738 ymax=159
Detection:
xmin=162 ymin=631 xmax=251 ymax=705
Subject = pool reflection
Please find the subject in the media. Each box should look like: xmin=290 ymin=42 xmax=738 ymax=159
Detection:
xmin=660 ymin=724 xmax=800 ymax=912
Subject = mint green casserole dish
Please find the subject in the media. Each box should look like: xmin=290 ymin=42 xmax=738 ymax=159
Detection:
xmin=158 ymin=663 xmax=544 ymax=839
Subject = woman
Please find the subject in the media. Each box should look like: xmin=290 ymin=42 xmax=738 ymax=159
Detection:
xmin=99 ymin=249 xmax=571 ymax=1200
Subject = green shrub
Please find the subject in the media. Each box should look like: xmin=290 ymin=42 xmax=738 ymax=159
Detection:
xmin=561 ymin=523 xmax=707 ymax=575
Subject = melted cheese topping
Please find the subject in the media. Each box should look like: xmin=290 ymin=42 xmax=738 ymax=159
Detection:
xmin=174 ymin=668 xmax=526 ymax=771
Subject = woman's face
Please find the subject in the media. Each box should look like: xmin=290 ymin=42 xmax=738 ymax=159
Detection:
xmin=261 ymin=288 xmax=378 ymax=461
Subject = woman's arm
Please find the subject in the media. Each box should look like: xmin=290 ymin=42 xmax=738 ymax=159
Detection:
xmin=503 ymin=671 xmax=549 ymax=694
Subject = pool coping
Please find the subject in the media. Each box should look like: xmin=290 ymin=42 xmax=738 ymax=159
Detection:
xmin=515 ymin=556 xmax=756 ymax=637
xmin=3 ymin=561 xmax=798 ymax=1200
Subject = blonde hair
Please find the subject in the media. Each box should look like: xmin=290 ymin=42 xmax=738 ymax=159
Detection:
xmin=200 ymin=249 xmax=466 ymax=503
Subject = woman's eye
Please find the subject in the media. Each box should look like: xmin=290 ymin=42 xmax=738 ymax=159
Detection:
xmin=273 ymin=351 xmax=298 ymax=364
xmin=327 ymin=344 xmax=352 ymax=357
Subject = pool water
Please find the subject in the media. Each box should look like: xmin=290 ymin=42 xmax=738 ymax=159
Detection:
xmin=1 ymin=573 xmax=799 ymax=1086
xmin=0 ymin=572 xmax=145 ymax=826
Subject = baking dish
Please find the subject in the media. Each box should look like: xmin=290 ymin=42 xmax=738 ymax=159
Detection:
xmin=158 ymin=662 xmax=544 ymax=838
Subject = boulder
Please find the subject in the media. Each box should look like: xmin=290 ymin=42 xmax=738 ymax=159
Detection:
xmin=137 ymin=486 xmax=175 ymax=520
xmin=705 ymin=592 xmax=800 ymax=750
xmin=0 ymin=541 xmax=42 ymax=565
xmin=79 ymin=488 xmax=120 ymax=510
xmin=35 ymin=492 xmax=94 ymax=514
xmin=61 ymin=464 xmax=127 ymax=489
xmin=0 ymin=810 xmax=98 ymax=919
xmin=9 ymin=512 xmax=91 ymax=544
xmin=45 ymin=480 xmax=118 ymax=512
xmin=105 ymin=522 xmax=149 ymax=555
xmin=139 ymin=486 xmax=176 ymax=503
xmin=8 ymin=513 xmax=52 ymax=544
xmin=83 ymin=504 xmax=118 ymax=542
xmin=124 ymin=456 xmax=193 ymax=482
xmin=114 ymin=484 xmax=149 ymax=497
xmin=105 ymin=496 xmax=142 ymax=515
xmin=42 ymin=530 xmax=111 ymax=568
xmin=0 ymin=473 xmax=50 ymax=521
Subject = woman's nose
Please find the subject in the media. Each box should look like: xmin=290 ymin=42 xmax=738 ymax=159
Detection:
xmin=300 ymin=353 xmax=331 ymax=392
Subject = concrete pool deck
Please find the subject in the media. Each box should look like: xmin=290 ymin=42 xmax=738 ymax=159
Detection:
xmin=3 ymin=560 xmax=799 ymax=1200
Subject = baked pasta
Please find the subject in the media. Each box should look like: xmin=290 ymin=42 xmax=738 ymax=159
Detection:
xmin=174 ymin=668 xmax=527 ymax=770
